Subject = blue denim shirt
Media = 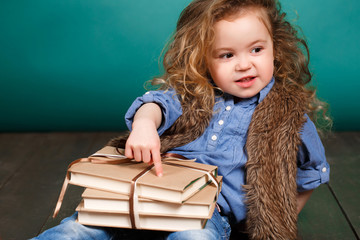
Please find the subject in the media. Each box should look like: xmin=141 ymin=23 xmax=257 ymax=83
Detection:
xmin=125 ymin=78 xmax=330 ymax=223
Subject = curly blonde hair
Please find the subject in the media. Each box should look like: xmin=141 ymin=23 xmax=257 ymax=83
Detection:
xmin=151 ymin=0 xmax=331 ymax=135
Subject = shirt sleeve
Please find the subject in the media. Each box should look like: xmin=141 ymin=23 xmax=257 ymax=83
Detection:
xmin=124 ymin=89 xmax=183 ymax=135
xmin=296 ymin=114 xmax=330 ymax=192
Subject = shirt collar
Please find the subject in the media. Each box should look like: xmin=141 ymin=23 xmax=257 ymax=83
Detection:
xmin=258 ymin=76 xmax=275 ymax=103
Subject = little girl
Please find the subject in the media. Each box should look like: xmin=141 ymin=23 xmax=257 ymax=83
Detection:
xmin=33 ymin=0 xmax=330 ymax=239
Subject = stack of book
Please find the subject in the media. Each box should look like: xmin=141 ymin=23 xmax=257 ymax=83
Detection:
xmin=55 ymin=146 xmax=221 ymax=232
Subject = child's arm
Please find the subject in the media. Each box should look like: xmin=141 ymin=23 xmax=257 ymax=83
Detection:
xmin=125 ymin=103 xmax=163 ymax=177
xmin=296 ymin=189 xmax=314 ymax=214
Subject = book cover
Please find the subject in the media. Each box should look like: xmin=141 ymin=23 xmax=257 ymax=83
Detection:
xmin=76 ymin=201 xmax=210 ymax=232
xmin=81 ymin=176 xmax=222 ymax=218
xmin=68 ymin=149 xmax=218 ymax=203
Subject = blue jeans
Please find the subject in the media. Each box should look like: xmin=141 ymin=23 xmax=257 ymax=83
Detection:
xmin=31 ymin=209 xmax=231 ymax=240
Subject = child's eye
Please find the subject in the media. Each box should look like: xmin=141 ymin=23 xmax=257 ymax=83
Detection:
xmin=251 ymin=47 xmax=262 ymax=54
xmin=220 ymin=53 xmax=234 ymax=59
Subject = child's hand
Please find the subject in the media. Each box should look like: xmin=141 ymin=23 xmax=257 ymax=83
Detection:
xmin=125 ymin=117 xmax=163 ymax=177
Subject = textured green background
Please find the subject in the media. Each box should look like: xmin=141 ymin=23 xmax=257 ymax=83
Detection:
xmin=1 ymin=0 xmax=359 ymax=131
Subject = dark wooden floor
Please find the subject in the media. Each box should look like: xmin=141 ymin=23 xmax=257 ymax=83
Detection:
xmin=0 ymin=132 xmax=359 ymax=240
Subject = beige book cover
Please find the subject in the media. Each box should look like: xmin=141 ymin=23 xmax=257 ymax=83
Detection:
xmin=68 ymin=147 xmax=218 ymax=203
xmin=76 ymin=201 xmax=210 ymax=232
xmin=81 ymin=176 xmax=222 ymax=218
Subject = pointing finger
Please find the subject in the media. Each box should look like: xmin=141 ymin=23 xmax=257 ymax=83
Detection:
xmin=151 ymin=149 xmax=163 ymax=177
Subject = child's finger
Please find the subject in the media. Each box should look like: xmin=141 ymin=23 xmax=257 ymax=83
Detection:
xmin=124 ymin=143 xmax=134 ymax=159
xmin=141 ymin=148 xmax=152 ymax=164
xmin=133 ymin=148 xmax=142 ymax=162
xmin=151 ymin=149 xmax=163 ymax=177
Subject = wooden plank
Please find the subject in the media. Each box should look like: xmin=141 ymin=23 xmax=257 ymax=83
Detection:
xmin=0 ymin=133 xmax=45 ymax=188
xmin=321 ymin=132 xmax=360 ymax=238
xmin=39 ymin=132 xmax=122 ymax=234
xmin=0 ymin=132 xmax=101 ymax=240
xmin=298 ymin=184 xmax=356 ymax=239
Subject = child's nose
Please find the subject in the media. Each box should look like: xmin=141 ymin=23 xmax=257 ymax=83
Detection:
xmin=235 ymin=56 xmax=251 ymax=71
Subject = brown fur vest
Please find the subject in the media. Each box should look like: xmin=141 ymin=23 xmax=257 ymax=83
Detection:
xmin=108 ymin=81 xmax=307 ymax=240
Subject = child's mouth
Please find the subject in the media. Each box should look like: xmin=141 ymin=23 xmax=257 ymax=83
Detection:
xmin=235 ymin=76 xmax=256 ymax=87
xmin=236 ymin=77 xmax=255 ymax=82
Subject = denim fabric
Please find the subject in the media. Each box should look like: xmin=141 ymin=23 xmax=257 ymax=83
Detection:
xmin=125 ymin=77 xmax=330 ymax=223
xmin=30 ymin=213 xmax=115 ymax=240
xmin=31 ymin=209 xmax=231 ymax=240
xmin=167 ymin=210 xmax=231 ymax=240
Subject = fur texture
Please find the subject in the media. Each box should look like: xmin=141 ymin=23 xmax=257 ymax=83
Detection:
xmin=108 ymin=82 xmax=307 ymax=239
xmin=243 ymin=82 xmax=307 ymax=239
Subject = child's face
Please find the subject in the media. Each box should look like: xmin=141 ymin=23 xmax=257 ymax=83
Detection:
xmin=207 ymin=10 xmax=274 ymax=99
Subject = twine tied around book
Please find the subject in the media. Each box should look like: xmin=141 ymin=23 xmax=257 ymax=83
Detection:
xmin=52 ymin=148 xmax=219 ymax=230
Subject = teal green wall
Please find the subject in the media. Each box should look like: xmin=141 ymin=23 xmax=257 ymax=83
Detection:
xmin=1 ymin=0 xmax=359 ymax=131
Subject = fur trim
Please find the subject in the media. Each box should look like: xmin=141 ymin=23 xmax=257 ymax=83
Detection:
xmin=243 ymin=82 xmax=307 ymax=240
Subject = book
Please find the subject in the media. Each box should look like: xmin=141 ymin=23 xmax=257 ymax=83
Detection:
xmin=68 ymin=146 xmax=218 ymax=204
xmin=81 ymin=176 xmax=222 ymax=218
xmin=76 ymin=201 xmax=212 ymax=232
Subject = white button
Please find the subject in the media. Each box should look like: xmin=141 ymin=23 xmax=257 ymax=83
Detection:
xmin=218 ymin=120 xmax=224 ymax=125
xmin=211 ymin=135 xmax=217 ymax=141
xmin=145 ymin=91 xmax=150 ymax=95
xmin=226 ymin=106 xmax=231 ymax=111
xmin=322 ymin=167 xmax=327 ymax=173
